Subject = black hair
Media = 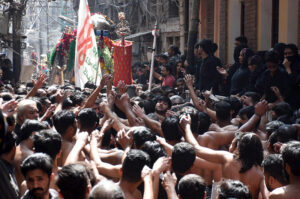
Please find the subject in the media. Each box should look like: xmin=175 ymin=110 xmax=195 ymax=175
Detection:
xmin=178 ymin=174 xmax=206 ymax=199
xmin=19 ymin=120 xmax=49 ymax=143
xmin=266 ymin=121 xmax=284 ymax=138
xmin=89 ymin=180 xmax=124 ymax=199
xmin=161 ymin=116 xmax=182 ymax=142
xmin=140 ymin=141 xmax=167 ymax=167
xmin=0 ymin=132 xmax=17 ymax=155
xmin=157 ymin=95 xmax=172 ymax=109
xmin=172 ymin=142 xmax=196 ymax=174
xmin=20 ymin=153 xmax=53 ymax=177
xmin=56 ymin=164 xmax=90 ymax=199
xmin=273 ymin=43 xmax=286 ymax=62
xmin=243 ymin=92 xmax=261 ymax=104
xmin=132 ymin=127 xmax=156 ymax=149
xmin=262 ymin=154 xmax=288 ymax=186
xmin=77 ymin=108 xmax=99 ymax=131
xmin=237 ymin=133 xmax=263 ymax=173
xmin=33 ymin=129 xmax=62 ymax=160
xmin=235 ymin=36 xmax=248 ymax=45
xmin=70 ymin=94 xmax=85 ymax=106
xmin=169 ymin=45 xmax=181 ymax=55
xmin=215 ymin=101 xmax=232 ymax=122
xmin=285 ymin=43 xmax=298 ymax=55
xmin=249 ymin=55 xmax=263 ymax=66
xmin=198 ymin=39 xmax=213 ymax=55
xmin=240 ymin=48 xmax=255 ymax=67
xmin=234 ymin=44 xmax=248 ymax=63
xmin=218 ymin=180 xmax=251 ymax=199
xmin=265 ymin=50 xmax=280 ymax=64
xmin=281 ymin=141 xmax=300 ymax=176
xmin=224 ymin=97 xmax=243 ymax=118
xmin=238 ymin=106 xmax=255 ymax=120
xmin=274 ymin=125 xmax=298 ymax=143
xmin=53 ymin=110 xmax=76 ymax=135
xmin=162 ymin=64 xmax=172 ymax=74
xmin=198 ymin=112 xmax=211 ymax=135
xmin=62 ymin=97 xmax=74 ymax=110
xmin=84 ymin=82 xmax=96 ymax=90
xmin=122 ymin=149 xmax=150 ymax=182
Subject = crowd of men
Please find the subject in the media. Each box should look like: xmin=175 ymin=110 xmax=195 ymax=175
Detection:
xmin=0 ymin=36 xmax=300 ymax=199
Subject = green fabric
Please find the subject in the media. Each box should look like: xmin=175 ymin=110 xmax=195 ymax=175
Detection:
xmin=49 ymin=46 xmax=56 ymax=66
xmin=67 ymin=39 xmax=76 ymax=71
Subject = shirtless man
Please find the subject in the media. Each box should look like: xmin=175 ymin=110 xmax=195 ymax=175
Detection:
xmin=269 ymin=141 xmax=300 ymax=199
xmin=180 ymin=114 xmax=267 ymax=199
xmin=13 ymin=120 xmax=48 ymax=188
xmin=53 ymin=110 xmax=77 ymax=166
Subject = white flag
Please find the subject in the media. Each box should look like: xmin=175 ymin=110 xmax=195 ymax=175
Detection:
xmin=75 ymin=0 xmax=101 ymax=88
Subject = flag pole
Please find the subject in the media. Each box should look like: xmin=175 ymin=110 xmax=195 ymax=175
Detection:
xmin=148 ymin=21 xmax=158 ymax=91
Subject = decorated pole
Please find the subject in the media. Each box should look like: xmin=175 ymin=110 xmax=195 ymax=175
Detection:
xmin=148 ymin=21 xmax=158 ymax=91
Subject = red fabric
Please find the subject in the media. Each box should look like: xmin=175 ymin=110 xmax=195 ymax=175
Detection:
xmin=162 ymin=75 xmax=176 ymax=88
xmin=113 ymin=40 xmax=133 ymax=86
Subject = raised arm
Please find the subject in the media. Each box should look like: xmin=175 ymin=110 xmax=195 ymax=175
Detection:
xmin=25 ymin=74 xmax=47 ymax=99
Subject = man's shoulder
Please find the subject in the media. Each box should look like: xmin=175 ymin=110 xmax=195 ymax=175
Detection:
xmin=269 ymin=186 xmax=286 ymax=199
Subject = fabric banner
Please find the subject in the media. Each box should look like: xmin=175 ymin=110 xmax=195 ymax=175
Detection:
xmin=75 ymin=0 xmax=101 ymax=88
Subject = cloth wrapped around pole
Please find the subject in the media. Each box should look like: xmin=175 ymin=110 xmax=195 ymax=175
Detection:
xmin=113 ymin=40 xmax=133 ymax=86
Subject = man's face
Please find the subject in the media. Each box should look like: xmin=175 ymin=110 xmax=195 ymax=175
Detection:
xmin=176 ymin=81 xmax=184 ymax=92
xmin=284 ymin=48 xmax=294 ymax=58
xmin=0 ymin=69 xmax=3 ymax=78
xmin=24 ymin=104 xmax=39 ymax=120
xmin=161 ymin=67 xmax=168 ymax=77
xmin=155 ymin=100 xmax=169 ymax=113
xmin=266 ymin=62 xmax=278 ymax=73
xmin=25 ymin=169 xmax=50 ymax=198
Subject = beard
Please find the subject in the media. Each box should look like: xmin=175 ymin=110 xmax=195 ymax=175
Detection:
xmin=155 ymin=107 xmax=167 ymax=116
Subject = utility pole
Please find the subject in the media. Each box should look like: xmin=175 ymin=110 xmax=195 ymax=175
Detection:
xmin=12 ymin=10 xmax=22 ymax=82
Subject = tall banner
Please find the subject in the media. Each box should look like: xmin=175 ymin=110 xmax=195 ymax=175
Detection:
xmin=75 ymin=0 xmax=101 ymax=88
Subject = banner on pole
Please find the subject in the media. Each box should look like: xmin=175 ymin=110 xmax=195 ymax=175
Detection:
xmin=75 ymin=0 xmax=101 ymax=88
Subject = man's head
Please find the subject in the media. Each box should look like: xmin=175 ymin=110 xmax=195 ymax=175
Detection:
xmin=218 ymin=180 xmax=251 ymax=199
xmin=284 ymin=43 xmax=298 ymax=62
xmin=170 ymin=95 xmax=184 ymax=106
xmin=121 ymin=149 xmax=150 ymax=183
xmin=53 ymin=110 xmax=77 ymax=138
xmin=131 ymin=126 xmax=156 ymax=149
xmin=155 ymin=96 xmax=172 ymax=115
xmin=234 ymin=36 xmax=248 ymax=47
xmin=238 ymin=106 xmax=254 ymax=126
xmin=161 ymin=116 xmax=182 ymax=143
xmin=20 ymin=153 xmax=53 ymax=199
xmin=271 ymin=102 xmax=293 ymax=121
xmin=17 ymin=99 xmax=39 ymax=125
xmin=77 ymin=108 xmax=98 ymax=133
xmin=0 ymin=132 xmax=17 ymax=161
xmin=266 ymin=120 xmax=284 ymax=139
xmin=262 ymin=154 xmax=288 ymax=191
xmin=265 ymin=50 xmax=280 ymax=73
xmin=161 ymin=65 xmax=172 ymax=77
xmin=198 ymin=39 xmax=213 ymax=56
xmin=215 ymin=101 xmax=232 ymax=123
xmin=197 ymin=112 xmax=211 ymax=135
xmin=236 ymin=133 xmax=263 ymax=173
xmin=56 ymin=164 xmax=91 ymax=199
xmin=172 ymin=142 xmax=196 ymax=174
xmin=168 ymin=45 xmax=180 ymax=57
xmin=269 ymin=125 xmax=298 ymax=153
xmin=178 ymin=174 xmax=206 ymax=199
xmin=140 ymin=141 xmax=167 ymax=167
xmin=33 ymin=129 xmax=62 ymax=160
xmin=89 ymin=180 xmax=124 ymax=199
xmin=281 ymin=141 xmax=300 ymax=180
xmin=19 ymin=120 xmax=49 ymax=143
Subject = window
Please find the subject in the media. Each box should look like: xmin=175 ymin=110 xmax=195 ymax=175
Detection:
xmin=272 ymin=0 xmax=279 ymax=46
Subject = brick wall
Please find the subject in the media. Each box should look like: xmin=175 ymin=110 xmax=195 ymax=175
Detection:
xmin=244 ymin=0 xmax=258 ymax=50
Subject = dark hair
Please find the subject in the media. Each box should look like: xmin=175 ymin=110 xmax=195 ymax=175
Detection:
xmin=215 ymin=101 xmax=232 ymax=122
xmin=53 ymin=110 xmax=76 ymax=135
xmin=161 ymin=116 xmax=182 ymax=142
xmin=266 ymin=121 xmax=284 ymax=138
xmin=132 ymin=127 xmax=156 ymax=149
xmin=84 ymin=82 xmax=96 ymax=90
xmin=172 ymin=142 xmax=196 ymax=174
xmin=33 ymin=129 xmax=62 ymax=160
xmin=157 ymin=95 xmax=172 ymax=109
xmin=224 ymin=97 xmax=243 ymax=118
xmin=0 ymin=132 xmax=17 ymax=155
xmin=77 ymin=108 xmax=99 ymax=130
xmin=273 ymin=43 xmax=286 ymax=62
xmin=262 ymin=154 xmax=288 ymax=185
xmin=70 ymin=94 xmax=84 ymax=107
xmin=218 ymin=180 xmax=251 ymax=199
xmin=162 ymin=64 xmax=172 ymax=74
xmin=234 ymin=45 xmax=248 ymax=63
xmin=243 ymin=92 xmax=261 ymax=104
xmin=272 ymin=102 xmax=293 ymax=123
xmin=141 ymin=141 xmax=167 ymax=167
xmin=62 ymin=97 xmax=74 ymax=109
xmin=122 ymin=149 xmax=150 ymax=182
xmin=19 ymin=120 xmax=49 ymax=143
xmin=178 ymin=174 xmax=206 ymax=199
xmin=274 ymin=125 xmax=298 ymax=143
xmin=265 ymin=50 xmax=280 ymax=64
xmin=249 ymin=55 xmax=263 ymax=66
xmin=281 ymin=141 xmax=300 ymax=176
xmin=238 ymin=106 xmax=255 ymax=120
xmin=139 ymin=100 xmax=155 ymax=115
xmin=198 ymin=39 xmax=213 ymax=55
xmin=285 ymin=43 xmax=298 ymax=55
xmin=237 ymin=133 xmax=263 ymax=173
xmin=20 ymin=153 xmax=53 ymax=177
xmin=240 ymin=48 xmax=255 ymax=67
xmin=235 ymin=36 xmax=248 ymax=45
xmin=56 ymin=164 xmax=90 ymax=199
xmin=169 ymin=45 xmax=181 ymax=55
xmin=198 ymin=112 xmax=211 ymax=135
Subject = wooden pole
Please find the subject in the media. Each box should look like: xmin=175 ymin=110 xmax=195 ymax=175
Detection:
xmin=148 ymin=21 xmax=158 ymax=91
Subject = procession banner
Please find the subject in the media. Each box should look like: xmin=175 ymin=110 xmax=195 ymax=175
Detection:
xmin=75 ymin=0 xmax=101 ymax=88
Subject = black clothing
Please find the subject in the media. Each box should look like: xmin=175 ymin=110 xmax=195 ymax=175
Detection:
xmin=0 ymin=158 xmax=19 ymax=199
xmin=230 ymin=66 xmax=250 ymax=95
xmin=248 ymin=65 xmax=265 ymax=93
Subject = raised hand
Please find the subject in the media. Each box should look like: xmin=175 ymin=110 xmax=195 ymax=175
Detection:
xmin=195 ymin=98 xmax=207 ymax=112
xmin=117 ymin=80 xmax=128 ymax=95
xmin=132 ymin=104 xmax=145 ymax=118
xmin=161 ymin=171 xmax=177 ymax=191
xmin=179 ymin=113 xmax=192 ymax=131
xmin=116 ymin=128 xmax=133 ymax=149
xmin=255 ymin=100 xmax=268 ymax=117
xmin=152 ymin=157 xmax=171 ymax=175
xmin=184 ymin=74 xmax=194 ymax=88
xmin=216 ymin=66 xmax=228 ymax=77
xmin=1 ymin=100 xmax=18 ymax=117
xmin=33 ymin=73 xmax=47 ymax=89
